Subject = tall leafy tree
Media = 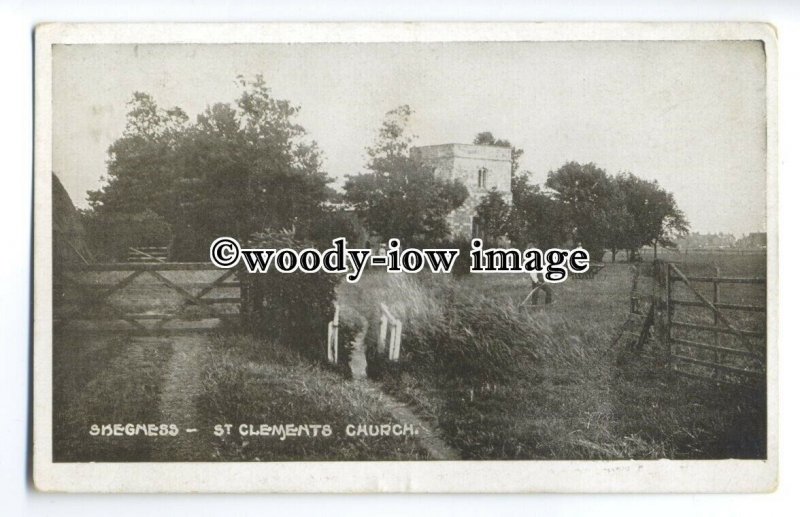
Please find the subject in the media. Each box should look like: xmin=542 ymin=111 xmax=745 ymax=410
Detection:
xmin=86 ymin=76 xmax=331 ymax=260
xmin=475 ymin=189 xmax=512 ymax=245
xmin=603 ymin=179 xmax=636 ymax=262
xmin=543 ymin=163 xmax=689 ymax=261
xmin=366 ymin=105 xmax=417 ymax=172
xmin=545 ymin=162 xmax=615 ymax=259
xmin=88 ymin=92 xmax=189 ymax=220
xmin=613 ymin=172 xmax=690 ymax=259
xmin=508 ymin=173 xmax=570 ymax=249
xmin=344 ymin=106 xmax=468 ymax=246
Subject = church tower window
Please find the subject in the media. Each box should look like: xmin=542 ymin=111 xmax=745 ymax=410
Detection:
xmin=477 ymin=167 xmax=488 ymax=188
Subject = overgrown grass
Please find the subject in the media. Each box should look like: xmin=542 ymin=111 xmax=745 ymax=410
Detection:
xmin=53 ymin=328 xmax=430 ymax=462
xmin=612 ymin=350 xmax=766 ymax=459
xmin=53 ymin=331 xmax=173 ymax=462
xmin=337 ymin=264 xmax=767 ymax=459
xmin=52 ymin=252 xmax=766 ymax=462
xmin=195 ymin=334 xmax=431 ymax=461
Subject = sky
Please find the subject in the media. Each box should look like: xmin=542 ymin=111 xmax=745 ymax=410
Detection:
xmin=52 ymin=41 xmax=767 ymax=235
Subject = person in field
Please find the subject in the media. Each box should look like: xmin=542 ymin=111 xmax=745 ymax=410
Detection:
xmin=524 ymin=241 xmax=553 ymax=305
xmin=529 ymin=269 xmax=553 ymax=305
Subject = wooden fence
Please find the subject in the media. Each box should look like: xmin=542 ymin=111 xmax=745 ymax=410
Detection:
xmin=55 ymin=262 xmax=241 ymax=335
xmin=126 ymin=246 xmax=169 ymax=263
xmin=378 ymin=303 xmax=403 ymax=361
xmin=665 ymin=263 xmax=766 ymax=387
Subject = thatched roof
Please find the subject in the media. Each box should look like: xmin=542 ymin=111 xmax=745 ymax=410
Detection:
xmin=52 ymin=173 xmax=94 ymax=266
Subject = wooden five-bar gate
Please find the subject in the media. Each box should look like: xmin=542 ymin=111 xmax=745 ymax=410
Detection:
xmin=621 ymin=260 xmax=766 ymax=389
xmin=55 ymin=262 xmax=241 ymax=335
xmin=665 ymin=262 xmax=766 ymax=388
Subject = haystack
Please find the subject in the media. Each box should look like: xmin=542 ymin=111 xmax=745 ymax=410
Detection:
xmin=52 ymin=173 xmax=94 ymax=266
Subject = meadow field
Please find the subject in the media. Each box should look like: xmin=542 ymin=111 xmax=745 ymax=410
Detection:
xmin=52 ymin=251 xmax=767 ymax=462
xmin=337 ymin=252 xmax=767 ymax=459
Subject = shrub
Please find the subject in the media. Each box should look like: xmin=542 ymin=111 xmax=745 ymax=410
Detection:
xmin=360 ymin=272 xmax=539 ymax=389
xmin=240 ymin=229 xmax=341 ymax=362
xmin=400 ymin=296 xmax=540 ymax=388
xmin=438 ymin=236 xmax=473 ymax=277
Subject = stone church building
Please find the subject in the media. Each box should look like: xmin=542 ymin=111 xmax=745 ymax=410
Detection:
xmin=410 ymin=143 xmax=512 ymax=239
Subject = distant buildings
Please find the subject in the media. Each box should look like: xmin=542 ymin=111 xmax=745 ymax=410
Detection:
xmin=676 ymin=231 xmax=766 ymax=250
xmin=736 ymin=232 xmax=767 ymax=249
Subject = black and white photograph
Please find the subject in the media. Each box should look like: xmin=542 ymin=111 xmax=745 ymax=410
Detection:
xmin=32 ymin=23 xmax=778 ymax=493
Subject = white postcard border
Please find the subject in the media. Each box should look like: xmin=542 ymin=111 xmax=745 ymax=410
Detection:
xmin=33 ymin=22 xmax=779 ymax=493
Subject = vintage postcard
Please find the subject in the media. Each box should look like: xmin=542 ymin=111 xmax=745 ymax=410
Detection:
xmin=33 ymin=23 xmax=778 ymax=492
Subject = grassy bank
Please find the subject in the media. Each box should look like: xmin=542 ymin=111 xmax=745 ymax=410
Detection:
xmin=53 ymin=331 xmax=173 ymax=462
xmin=337 ymin=265 xmax=766 ymax=459
xmin=196 ymin=334 xmax=431 ymax=461
xmin=53 ymin=328 xmax=431 ymax=461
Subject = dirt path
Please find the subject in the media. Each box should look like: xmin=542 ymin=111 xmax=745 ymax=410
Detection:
xmin=348 ymin=312 xmax=369 ymax=380
xmin=153 ymin=334 xmax=213 ymax=461
xmin=346 ymin=311 xmax=460 ymax=460
xmin=357 ymin=380 xmax=460 ymax=460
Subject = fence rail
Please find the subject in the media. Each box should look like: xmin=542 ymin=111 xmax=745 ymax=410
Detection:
xmin=55 ymin=262 xmax=240 ymax=334
xmin=676 ymin=276 xmax=766 ymax=284
xmin=379 ymin=303 xmax=403 ymax=362
xmin=76 ymin=262 xmax=224 ymax=271
xmin=670 ymin=300 xmax=765 ymax=313
xmin=665 ymin=262 xmax=765 ymax=387
xmin=127 ymin=246 xmax=169 ymax=263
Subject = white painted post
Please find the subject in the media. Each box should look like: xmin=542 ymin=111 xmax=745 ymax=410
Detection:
xmin=333 ymin=304 xmax=339 ymax=364
xmin=327 ymin=321 xmax=334 ymax=362
xmin=327 ymin=303 xmax=340 ymax=364
xmin=388 ymin=324 xmax=397 ymax=360
xmin=333 ymin=327 xmax=338 ymax=364
xmin=379 ymin=314 xmax=388 ymax=353
xmin=391 ymin=320 xmax=403 ymax=361
xmin=379 ymin=303 xmax=403 ymax=361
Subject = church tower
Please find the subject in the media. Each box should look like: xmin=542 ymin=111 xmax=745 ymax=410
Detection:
xmin=410 ymin=143 xmax=513 ymax=239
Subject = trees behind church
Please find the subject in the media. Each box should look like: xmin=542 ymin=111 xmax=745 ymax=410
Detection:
xmin=475 ymin=159 xmax=689 ymax=261
xmin=83 ymin=76 xmax=331 ymax=260
xmin=84 ymin=86 xmax=687 ymax=262
xmin=343 ymin=106 xmax=469 ymax=247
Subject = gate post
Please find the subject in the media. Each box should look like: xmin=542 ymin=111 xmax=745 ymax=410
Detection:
xmin=239 ymin=270 xmax=253 ymax=332
xmin=712 ymin=265 xmax=721 ymax=379
xmin=651 ymin=260 xmax=672 ymax=366
xmin=665 ymin=262 xmax=672 ymax=349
